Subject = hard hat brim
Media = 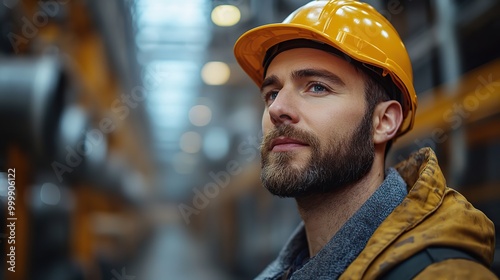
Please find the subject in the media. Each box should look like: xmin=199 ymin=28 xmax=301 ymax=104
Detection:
xmin=234 ymin=23 xmax=339 ymax=87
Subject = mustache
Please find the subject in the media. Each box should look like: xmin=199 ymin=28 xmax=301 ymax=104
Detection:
xmin=261 ymin=125 xmax=318 ymax=151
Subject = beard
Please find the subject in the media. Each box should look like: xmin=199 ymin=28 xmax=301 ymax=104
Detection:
xmin=260 ymin=112 xmax=375 ymax=198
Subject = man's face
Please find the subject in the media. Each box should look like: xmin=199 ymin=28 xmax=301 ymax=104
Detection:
xmin=260 ymin=48 xmax=375 ymax=197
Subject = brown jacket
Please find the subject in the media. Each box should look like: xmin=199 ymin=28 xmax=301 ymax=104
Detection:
xmin=341 ymin=147 xmax=497 ymax=279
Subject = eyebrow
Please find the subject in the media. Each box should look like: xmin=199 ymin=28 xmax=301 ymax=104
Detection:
xmin=260 ymin=75 xmax=280 ymax=92
xmin=260 ymin=68 xmax=346 ymax=92
xmin=292 ymin=68 xmax=346 ymax=87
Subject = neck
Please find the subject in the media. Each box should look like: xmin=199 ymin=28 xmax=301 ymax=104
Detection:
xmin=296 ymin=159 xmax=385 ymax=257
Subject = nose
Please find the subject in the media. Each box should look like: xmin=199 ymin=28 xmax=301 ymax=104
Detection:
xmin=267 ymin=88 xmax=299 ymax=126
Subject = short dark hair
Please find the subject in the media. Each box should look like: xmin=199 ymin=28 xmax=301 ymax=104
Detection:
xmin=364 ymin=73 xmax=390 ymax=115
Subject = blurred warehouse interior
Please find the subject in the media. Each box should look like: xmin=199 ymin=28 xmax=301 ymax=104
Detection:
xmin=0 ymin=0 xmax=499 ymax=279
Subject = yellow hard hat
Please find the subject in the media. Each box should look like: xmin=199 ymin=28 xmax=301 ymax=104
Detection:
xmin=234 ymin=0 xmax=417 ymax=137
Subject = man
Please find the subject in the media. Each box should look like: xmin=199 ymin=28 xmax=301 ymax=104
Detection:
xmin=233 ymin=0 xmax=496 ymax=279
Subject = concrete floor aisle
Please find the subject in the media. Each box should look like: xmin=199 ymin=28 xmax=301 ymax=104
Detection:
xmin=134 ymin=224 xmax=232 ymax=280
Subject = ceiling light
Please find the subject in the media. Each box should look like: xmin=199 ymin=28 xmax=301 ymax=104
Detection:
xmin=201 ymin=61 xmax=230 ymax=85
xmin=189 ymin=105 xmax=212 ymax=127
xmin=180 ymin=131 xmax=202 ymax=154
xmin=211 ymin=5 xmax=241 ymax=27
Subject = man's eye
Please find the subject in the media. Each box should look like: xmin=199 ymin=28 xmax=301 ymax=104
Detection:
xmin=310 ymin=83 xmax=328 ymax=93
xmin=263 ymin=90 xmax=278 ymax=104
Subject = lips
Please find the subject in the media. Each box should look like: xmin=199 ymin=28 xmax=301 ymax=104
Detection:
xmin=270 ymin=136 xmax=309 ymax=152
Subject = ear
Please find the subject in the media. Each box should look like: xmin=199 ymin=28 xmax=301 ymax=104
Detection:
xmin=372 ymin=100 xmax=403 ymax=144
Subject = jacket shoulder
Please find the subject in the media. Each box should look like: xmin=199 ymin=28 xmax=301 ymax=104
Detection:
xmin=340 ymin=147 xmax=496 ymax=279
